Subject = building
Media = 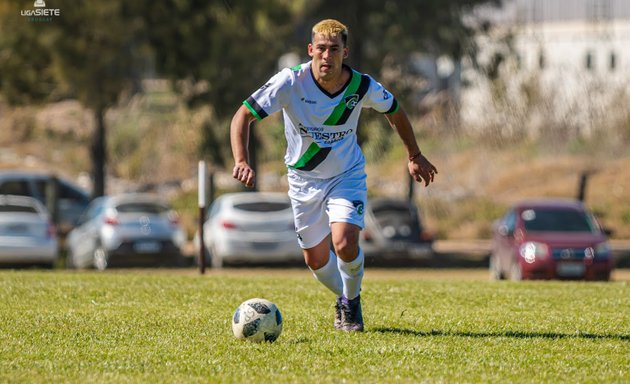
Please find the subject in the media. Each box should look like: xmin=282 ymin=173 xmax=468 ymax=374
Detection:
xmin=461 ymin=0 xmax=630 ymax=137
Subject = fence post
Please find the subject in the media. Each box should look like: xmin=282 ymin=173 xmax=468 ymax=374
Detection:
xmin=198 ymin=161 xmax=207 ymax=274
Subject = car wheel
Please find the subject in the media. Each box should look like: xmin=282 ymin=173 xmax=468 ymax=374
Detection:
xmin=489 ymin=254 xmax=505 ymax=280
xmin=93 ymin=246 xmax=108 ymax=271
xmin=510 ymin=261 xmax=523 ymax=281
xmin=210 ymin=245 xmax=223 ymax=269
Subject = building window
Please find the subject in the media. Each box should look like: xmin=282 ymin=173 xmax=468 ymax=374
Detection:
xmin=609 ymin=52 xmax=616 ymax=71
xmin=585 ymin=52 xmax=594 ymax=71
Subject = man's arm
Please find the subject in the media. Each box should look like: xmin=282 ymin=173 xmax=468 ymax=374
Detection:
xmin=385 ymin=107 xmax=438 ymax=187
xmin=230 ymin=104 xmax=258 ymax=188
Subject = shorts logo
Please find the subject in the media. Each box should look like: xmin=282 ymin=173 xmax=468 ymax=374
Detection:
xmin=352 ymin=200 xmax=364 ymax=215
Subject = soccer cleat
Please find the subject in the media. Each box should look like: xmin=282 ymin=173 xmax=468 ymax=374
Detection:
xmin=340 ymin=295 xmax=364 ymax=332
xmin=334 ymin=296 xmax=343 ymax=330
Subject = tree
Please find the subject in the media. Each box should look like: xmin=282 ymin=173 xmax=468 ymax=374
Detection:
xmin=298 ymin=0 xmax=501 ymax=102
xmin=142 ymin=0 xmax=296 ymax=170
xmin=0 ymin=1 xmax=148 ymax=198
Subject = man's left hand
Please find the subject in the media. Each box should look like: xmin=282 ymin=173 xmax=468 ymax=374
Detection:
xmin=408 ymin=154 xmax=438 ymax=187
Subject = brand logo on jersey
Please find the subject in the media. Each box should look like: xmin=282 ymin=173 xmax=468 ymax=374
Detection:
xmin=260 ymin=82 xmax=272 ymax=91
xmin=344 ymin=94 xmax=359 ymax=110
xmin=382 ymin=89 xmax=391 ymax=100
xmin=300 ymin=97 xmax=317 ymax=105
xmin=352 ymin=200 xmax=364 ymax=215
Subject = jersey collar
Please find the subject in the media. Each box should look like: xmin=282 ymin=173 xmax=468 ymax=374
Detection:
xmin=308 ymin=62 xmax=353 ymax=99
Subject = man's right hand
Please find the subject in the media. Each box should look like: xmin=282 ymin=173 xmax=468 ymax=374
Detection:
xmin=232 ymin=162 xmax=255 ymax=188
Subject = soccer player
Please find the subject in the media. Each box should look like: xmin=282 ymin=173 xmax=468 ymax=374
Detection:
xmin=231 ymin=19 xmax=437 ymax=332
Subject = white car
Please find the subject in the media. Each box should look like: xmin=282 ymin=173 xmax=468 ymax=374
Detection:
xmin=0 ymin=195 xmax=58 ymax=268
xmin=66 ymin=194 xmax=186 ymax=270
xmin=195 ymin=192 xmax=302 ymax=268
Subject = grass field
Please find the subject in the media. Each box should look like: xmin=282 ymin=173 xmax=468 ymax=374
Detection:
xmin=1 ymin=269 xmax=628 ymax=383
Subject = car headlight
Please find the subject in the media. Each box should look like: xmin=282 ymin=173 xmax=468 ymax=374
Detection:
xmin=519 ymin=241 xmax=548 ymax=263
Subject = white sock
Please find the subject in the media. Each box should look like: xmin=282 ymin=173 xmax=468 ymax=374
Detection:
xmin=337 ymin=248 xmax=364 ymax=300
xmin=309 ymin=250 xmax=343 ymax=297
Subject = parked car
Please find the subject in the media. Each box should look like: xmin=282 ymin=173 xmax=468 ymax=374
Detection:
xmin=0 ymin=170 xmax=90 ymax=236
xmin=359 ymin=197 xmax=434 ymax=261
xmin=194 ymin=192 xmax=302 ymax=268
xmin=0 ymin=195 xmax=58 ymax=268
xmin=490 ymin=199 xmax=613 ymax=281
xmin=66 ymin=194 xmax=186 ymax=270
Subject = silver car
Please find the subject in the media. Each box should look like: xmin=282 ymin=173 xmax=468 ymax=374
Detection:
xmin=0 ymin=195 xmax=58 ymax=268
xmin=0 ymin=170 xmax=90 ymax=236
xmin=66 ymin=194 xmax=186 ymax=270
xmin=195 ymin=192 xmax=302 ymax=268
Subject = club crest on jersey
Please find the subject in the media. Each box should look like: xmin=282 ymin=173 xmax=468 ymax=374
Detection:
xmin=345 ymin=94 xmax=359 ymax=110
xmin=352 ymin=200 xmax=364 ymax=215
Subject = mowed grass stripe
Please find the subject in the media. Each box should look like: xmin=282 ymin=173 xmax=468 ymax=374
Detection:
xmin=0 ymin=270 xmax=628 ymax=383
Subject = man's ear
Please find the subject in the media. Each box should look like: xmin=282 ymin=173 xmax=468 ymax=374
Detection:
xmin=308 ymin=43 xmax=314 ymax=58
xmin=343 ymin=47 xmax=349 ymax=59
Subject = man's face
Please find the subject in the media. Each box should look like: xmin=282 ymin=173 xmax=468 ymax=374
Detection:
xmin=308 ymin=32 xmax=348 ymax=81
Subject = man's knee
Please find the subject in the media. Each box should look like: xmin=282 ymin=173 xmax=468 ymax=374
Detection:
xmin=332 ymin=224 xmax=360 ymax=261
xmin=303 ymin=236 xmax=331 ymax=270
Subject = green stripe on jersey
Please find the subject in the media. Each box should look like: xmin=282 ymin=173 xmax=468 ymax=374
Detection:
xmin=243 ymin=100 xmax=263 ymax=121
xmin=290 ymin=142 xmax=321 ymax=169
xmin=323 ymin=71 xmax=362 ymax=126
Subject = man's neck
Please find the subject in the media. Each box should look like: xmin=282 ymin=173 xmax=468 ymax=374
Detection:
xmin=315 ymin=66 xmax=350 ymax=95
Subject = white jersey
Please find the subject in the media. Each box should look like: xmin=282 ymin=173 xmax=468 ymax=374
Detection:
xmin=243 ymin=61 xmax=400 ymax=179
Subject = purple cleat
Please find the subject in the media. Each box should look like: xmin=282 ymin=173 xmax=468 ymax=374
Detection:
xmin=334 ymin=296 xmax=343 ymax=330
xmin=340 ymin=295 xmax=364 ymax=332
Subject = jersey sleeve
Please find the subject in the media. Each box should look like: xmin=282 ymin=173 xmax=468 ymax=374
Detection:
xmin=362 ymin=75 xmax=400 ymax=114
xmin=243 ymin=68 xmax=292 ymax=121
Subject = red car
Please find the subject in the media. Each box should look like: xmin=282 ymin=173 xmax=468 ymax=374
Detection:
xmin=490 ymin=199 xmax=613 ymax=281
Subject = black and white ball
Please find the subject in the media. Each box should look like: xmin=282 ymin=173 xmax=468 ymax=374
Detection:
xmin=232 ymin=298 xmax=283 ymax=343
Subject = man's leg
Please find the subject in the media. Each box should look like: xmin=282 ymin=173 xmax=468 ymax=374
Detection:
xmin=331 ymin=222 xmax=363 ymax=299
xmin=331 ymin=222 xmax=364 ymax=332
xmin=304 ymin=235 xmax=342 ymax=296
xmin=303 ymin=236 xmax=344 ymax=329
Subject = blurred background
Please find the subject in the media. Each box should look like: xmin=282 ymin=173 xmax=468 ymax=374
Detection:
xmin=0 ymin=0 xmax=629 ymax=267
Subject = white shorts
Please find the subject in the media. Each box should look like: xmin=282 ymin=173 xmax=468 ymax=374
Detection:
xmin=288 ymin=165 xmax=367 ymax=249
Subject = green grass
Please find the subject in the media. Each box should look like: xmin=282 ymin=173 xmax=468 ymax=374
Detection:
xmin=1 ymin=270 xmax=628 ymax=383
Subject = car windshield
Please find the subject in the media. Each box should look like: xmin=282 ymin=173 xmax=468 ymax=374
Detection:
xmin=233 ymin=201 xmax=290 ymax=212
xmin=0 ymin=204 xmax=38 ymax=214
xmin=521 ymin=208 xmax=598 ymax=233
xmin=115 ymin=203 xmax=168 ymax=214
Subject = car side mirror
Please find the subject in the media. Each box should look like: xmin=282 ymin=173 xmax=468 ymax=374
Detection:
xmin=602 ymin=227 xmax=614 ymax=237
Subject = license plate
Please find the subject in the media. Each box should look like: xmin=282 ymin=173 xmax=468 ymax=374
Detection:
xmin=557 ymin=262 xmax=585 ymax=277
xmin=392 ymin=242 xmax=407 ymax=250
xmin=250 ymin=241 xmax=277 ymax=251
xmin=6 ymin=224 xmax=29 ymax=234
xmin=134 ymin=241 xmax=161 ymax=253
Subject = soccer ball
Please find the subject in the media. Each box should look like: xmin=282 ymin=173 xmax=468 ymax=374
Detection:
xmin=232 ymin=298 xmax=283 ymax=343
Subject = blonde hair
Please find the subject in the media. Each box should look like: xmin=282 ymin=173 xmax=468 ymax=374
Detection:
xmin=312 ymin=19 xmax=348 ymax=46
